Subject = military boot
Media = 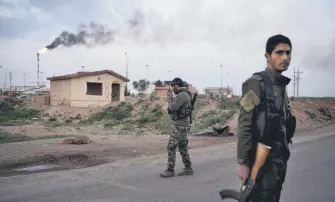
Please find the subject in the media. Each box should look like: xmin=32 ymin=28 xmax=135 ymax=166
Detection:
xmin=177 ymin=167 xmax=194 ymax=176
xmin=159 ymin=169 xmax=175 ymax=178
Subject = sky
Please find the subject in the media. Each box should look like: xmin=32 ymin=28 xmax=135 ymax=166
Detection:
xmin=0 ymin=0 xmax=334 ymax=96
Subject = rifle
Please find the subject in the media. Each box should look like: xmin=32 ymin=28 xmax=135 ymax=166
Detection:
xmin=219 ymin=143 xmax=271 ymax=201
xmin=189 ymin=92 xmax=197 ymax=124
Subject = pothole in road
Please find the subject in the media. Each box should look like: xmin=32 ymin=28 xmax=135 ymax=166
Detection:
xmin=14 ymin=164 xmax=61 ymax=172
xmin=0 ymin=154 xmax=109 ymax=177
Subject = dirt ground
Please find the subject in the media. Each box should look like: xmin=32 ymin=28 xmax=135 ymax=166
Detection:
xmin=1 ymin=97 xmax=335 ymax=176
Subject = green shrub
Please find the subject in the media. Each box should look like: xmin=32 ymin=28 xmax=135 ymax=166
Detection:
xmin=0 ymin=101 xmax=40 ymax=125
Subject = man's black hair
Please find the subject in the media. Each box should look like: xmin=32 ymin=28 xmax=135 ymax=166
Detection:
xmin=171 ymin=77 xmax=183 ymax=87
xmin=266 ymin=34 xmax=292 ymax=54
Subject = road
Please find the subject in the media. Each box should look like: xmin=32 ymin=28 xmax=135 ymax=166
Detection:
xmin=1 ymin=124 xmax=335 ymax=202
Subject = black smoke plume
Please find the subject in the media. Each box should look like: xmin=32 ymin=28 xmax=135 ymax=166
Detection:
xmin=301 ymin=38 xmax=335 ymax=71
xmin=45 ymin=22 xmax=114 ymax=50
xmin=128 ymin=10 xmax=144 ymax=28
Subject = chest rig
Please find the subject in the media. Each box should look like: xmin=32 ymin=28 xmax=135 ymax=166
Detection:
xmin=168 ymin=91 xmax=192 ymax=121
xmin=253 ymin=71 xmax=295 ymax=159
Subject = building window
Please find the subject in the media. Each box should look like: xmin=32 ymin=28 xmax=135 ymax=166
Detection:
xmin=87 ymin=82 xmax=102 ymax=96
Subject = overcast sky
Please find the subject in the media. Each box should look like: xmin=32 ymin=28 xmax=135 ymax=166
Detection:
xmin=0 ymin=0 xmax=334 ymax=96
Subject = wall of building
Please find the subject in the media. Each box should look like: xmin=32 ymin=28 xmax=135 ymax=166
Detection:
xmin=50 ymin=79 xmax=72 ymax=106
xmin=70 ymin=73 xmax=125 ymax=107
xmin=155 ymin=87 xmax=169 ymax=97
xmin=31 ymin=94 xmax=50 ymax=105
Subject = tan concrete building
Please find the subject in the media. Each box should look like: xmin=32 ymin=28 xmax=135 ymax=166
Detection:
xmin=47 ymin=70 xmax=129 ymax=107
xmin=204 ymin=87 xmax=234 ymax=99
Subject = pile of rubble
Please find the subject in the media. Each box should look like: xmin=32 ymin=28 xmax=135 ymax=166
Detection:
xmin=192 ymin=124 xmax=234 ymax=137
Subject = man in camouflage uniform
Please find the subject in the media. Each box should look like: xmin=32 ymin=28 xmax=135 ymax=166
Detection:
xmin=236 ymin=34 xmax=294 ymax=201
xmin=160 ymin=77 xmax=194 ymax=178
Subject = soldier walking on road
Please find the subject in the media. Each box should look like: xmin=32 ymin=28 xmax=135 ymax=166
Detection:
xmin=236 ymin=34 xmax=296 ymax=201
xmin=160 ymin=77 xmax=194 ymax=178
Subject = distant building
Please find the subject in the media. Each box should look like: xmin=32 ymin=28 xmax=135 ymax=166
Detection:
xmin=204 ymin=87 xmax=234 ymax=99
xmin=154 ymin=81 xmax=197 ymax=98
xmin=47 ymin=69 xmax=129 ymax=107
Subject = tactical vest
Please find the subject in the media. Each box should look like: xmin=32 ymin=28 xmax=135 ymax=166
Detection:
xmin=253 ymin=71 xmax=296 ymax=160
xmin=168 ymin=91 xmax=192 ymax=121
xmin=169 ymin=107 xmax=191 ymax=121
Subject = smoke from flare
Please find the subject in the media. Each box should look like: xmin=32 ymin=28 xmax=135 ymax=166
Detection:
xmin=38 ymin=22 xmax=114 ymax=53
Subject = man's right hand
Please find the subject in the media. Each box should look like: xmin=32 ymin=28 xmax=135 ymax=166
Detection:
xmin=237 ymin=163 xmax=250 ymax=184
xmin=167 ymin=90 xmax=173 ymax=98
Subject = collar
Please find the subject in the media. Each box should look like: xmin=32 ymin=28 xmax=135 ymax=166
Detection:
xmin=265 ymin=67 xmax=291 ymax=85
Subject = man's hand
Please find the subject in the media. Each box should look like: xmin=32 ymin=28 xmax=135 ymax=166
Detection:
xmin=237 ymin=163 xmax=250 ymax=184
xmin=167 ymin=90 xmax=173 ymax=98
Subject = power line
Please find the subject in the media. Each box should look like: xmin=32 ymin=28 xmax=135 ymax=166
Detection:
xmin=295 ymin=66 xmax=303 ymax=98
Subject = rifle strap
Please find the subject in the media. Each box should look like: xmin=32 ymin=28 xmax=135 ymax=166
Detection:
xmin=253 ymin=71 xmax=274 ymax=102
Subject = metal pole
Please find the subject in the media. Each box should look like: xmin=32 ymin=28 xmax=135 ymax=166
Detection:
xmin=293 ymin=66 xmax=296 ymax=98
xmin=40 ymin=72 xmax=43 ymax=85
xmin=220 ymin=65 xmax=223 ymax=97
xmin=145 ymin=65 xmax=149 ymax=80
xmin=23 ymin=74 xmax=26 ymax=88
xmin=125 ymin=52 xmax=129 ymax=79
xmin=0 ymin=65 xmax=2 ymax=88
xmin=297 ymin=66 xmax=300 ymax=97
xmin=5 ymin=72 xmax=7 ymax=89
xmin=125 ymin=52 xmax=128 ymax=95
xmin=9 ymin=72 xmax=12 ymax=94
xmin=37 ymin=52 xmax=40 ymax=87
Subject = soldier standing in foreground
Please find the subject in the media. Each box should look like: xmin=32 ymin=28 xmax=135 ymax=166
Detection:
xmin=160 ymin=77 xmax=194 ymax=178
xmin=236 ymin=34 xmax=296 ymax=201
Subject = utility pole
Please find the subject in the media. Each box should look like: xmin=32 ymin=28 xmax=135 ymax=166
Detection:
xmin=23 ymin=73 xmax=26 ymax=88
xmin=0 ymin=65 xmax=6 ymax=89
xmin=296 ymin=66 xmax=303 ymax=98
xmin=0 ymin=65 xmax=2 ymax=88
xmin=9 ymin=72 xmax=12 ymax=94
xmin=125 ymin=52 xmax=129 ymax=79
xmin=37 ymin=52 xmax=40 ymax=87
xmin=4 ymin=72 xmax=7 ymax=89
xmin=81 ymin=65 xmax=86 ymax=71
xmin=226 ymin=71 xmax=229 ymax=96
xmin=145 ymin=65 xmax=149 ymax=81
xmin=220 ymin=65 xmax=223 ymax=97
xmin=40 ymin=72 xmax=43 ymax=85
xmin=293 ymin=66 xmax=296 ymax=98
xmin=125 ymin=52 xmax=129 ymax=96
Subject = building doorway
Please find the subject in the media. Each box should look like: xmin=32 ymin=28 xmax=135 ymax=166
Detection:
xmin=111 ymin=83 xmax=120 ymax=102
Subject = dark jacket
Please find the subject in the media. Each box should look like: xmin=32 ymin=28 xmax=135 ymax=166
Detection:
xmin=168 ymin=88 xmax=192 ymax=126
xmin=237 ymin=67 xmax=291 ymax=166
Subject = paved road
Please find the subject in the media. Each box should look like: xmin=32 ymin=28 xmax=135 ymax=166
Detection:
xmin=1 ymin=125 xmax=335 ymax=202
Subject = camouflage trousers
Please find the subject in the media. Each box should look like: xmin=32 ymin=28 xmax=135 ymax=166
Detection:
xmin=166 ymin=124 xmax=192 ymax=170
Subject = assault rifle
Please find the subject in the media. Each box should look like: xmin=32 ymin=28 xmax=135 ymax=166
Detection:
xmin=189 ymin=92 xmax=197 ymax=124
xmin=219 ymin=143 xmax=271 ymax=201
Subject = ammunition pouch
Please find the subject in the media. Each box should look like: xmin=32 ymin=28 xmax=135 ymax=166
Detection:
xmin=256 ymin=158 xmax=287 ymax=190
xmin=253 ymin=71 xmax=294 ymax=161
xmin=170 ymin=107 xmax=191 ymax=121
xmin=256 ymin=94 xmax=282 ymax=146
